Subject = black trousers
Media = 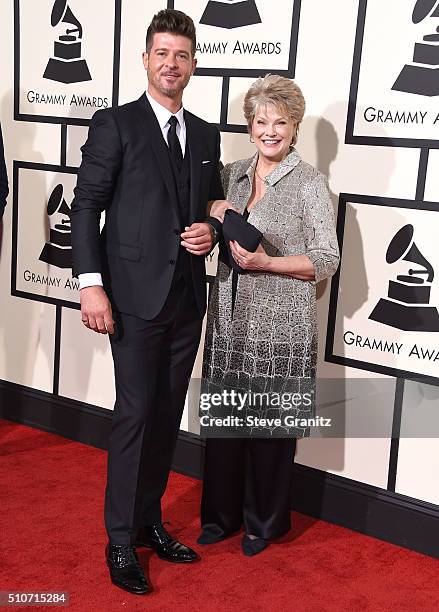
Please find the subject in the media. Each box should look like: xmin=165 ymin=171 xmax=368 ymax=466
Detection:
xmin=200 ymin=437 xmax=297 ymax=540
xmin=105 ymin=278 xmax=203 ymax=545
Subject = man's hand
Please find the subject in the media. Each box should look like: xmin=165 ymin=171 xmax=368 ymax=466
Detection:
xmin=80 ymin=286 xmax=114 ymax=334
xmin=208 ymin=199 xmax=237 ymax=222
xmin=230 ymin=241 xmax=272 ymax=272
xmin=181 ymin=223 xmax=213 ymax=255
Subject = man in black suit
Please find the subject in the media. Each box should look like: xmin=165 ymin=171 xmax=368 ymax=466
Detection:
xmin=0 ymin=123 xmax=8 ymax=220
xmin=71 ymin=9 xmax=223 ymax=595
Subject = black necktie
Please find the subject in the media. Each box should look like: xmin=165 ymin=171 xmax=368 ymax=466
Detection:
xmin=167 ymin=115 xmax=183 ymax=172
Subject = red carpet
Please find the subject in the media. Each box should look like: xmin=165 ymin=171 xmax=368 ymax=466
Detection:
xmin=0 ymin=419 xmax=438 ymax=611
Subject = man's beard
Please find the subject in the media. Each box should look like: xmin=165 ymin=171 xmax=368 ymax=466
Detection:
xmin=160 ymin=84 xmax=179 ymax=97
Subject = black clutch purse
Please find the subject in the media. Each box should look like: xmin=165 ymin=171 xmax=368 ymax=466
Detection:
xmin=219 ymin=209 xmax=263 ymax=273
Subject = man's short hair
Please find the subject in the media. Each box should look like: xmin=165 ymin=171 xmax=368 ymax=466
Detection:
xmin=146 ymin=9 xmax=196 ymax=57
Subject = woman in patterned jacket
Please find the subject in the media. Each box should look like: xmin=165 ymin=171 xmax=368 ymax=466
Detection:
xmin=198 ymin=75 xmax=340 ymax=556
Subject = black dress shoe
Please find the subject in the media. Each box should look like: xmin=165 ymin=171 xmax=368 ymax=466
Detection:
xmin=241 ymin=534 xmax=268 ymax=557
xmin=136 ymin=523 xmax=199 ymax=563
xmin=106 ymin=544 xmax=151 ymax=595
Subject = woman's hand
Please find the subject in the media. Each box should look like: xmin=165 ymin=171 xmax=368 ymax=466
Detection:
xmin=230 ymin=241 xmax=272 ymax=272
xmin=208 ymin=199 xmax=238 ymax=221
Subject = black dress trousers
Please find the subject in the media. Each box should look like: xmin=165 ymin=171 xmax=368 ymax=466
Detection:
xmin=200 ymin=437 xmax=297 ymax=541
xmin=105 ymin=277 xmax=203 ymax=546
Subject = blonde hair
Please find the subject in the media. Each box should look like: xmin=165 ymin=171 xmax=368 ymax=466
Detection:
xmin=243 ymin=74 xmax=305 ymax=146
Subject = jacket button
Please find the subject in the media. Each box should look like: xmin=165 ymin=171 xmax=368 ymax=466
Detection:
xmin=169 ymin=259 xmax=176 ymax=265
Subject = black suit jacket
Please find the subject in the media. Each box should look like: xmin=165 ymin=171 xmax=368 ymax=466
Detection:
xmin=0 ymin=123 xmax=8 ymax=220
xmin=71 ymin=94 xmax=223 ymax=320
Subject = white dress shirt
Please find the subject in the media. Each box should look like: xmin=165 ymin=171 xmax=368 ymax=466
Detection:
xmin=78 ymin=91 xmax=186 ymax=290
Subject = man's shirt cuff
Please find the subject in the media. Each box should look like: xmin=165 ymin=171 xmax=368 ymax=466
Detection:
xmin=78 ymin=273 xmax=103 ymax=290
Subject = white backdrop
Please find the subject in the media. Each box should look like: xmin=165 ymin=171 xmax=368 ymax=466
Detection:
xmin=1 ymin=1 xmax=438 ymax=508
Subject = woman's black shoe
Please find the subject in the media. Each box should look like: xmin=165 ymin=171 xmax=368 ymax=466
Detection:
xmin=197 ymin=524 xmax=230 ymax=545
xmin=241 ymin=534 xmax=268 ymax=557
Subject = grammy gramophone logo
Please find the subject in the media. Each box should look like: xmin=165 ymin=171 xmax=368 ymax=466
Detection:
xmin=43 ymin=0 xmax=92 ymax=84
xmin=200 ymin=0 xmax=261 ymax=29
xmin=369 ymin=224 xmax=439 ymax=332
xmin=39 ymin=184 xmax=72 ymax=269
xmin=392 ymin=0 xmax=439 ymax=96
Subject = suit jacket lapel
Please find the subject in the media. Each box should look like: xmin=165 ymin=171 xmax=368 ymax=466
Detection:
xmin=185 ymin=111 xmax=202 ymax=223
xmin=134 ymin=95 xmax=180 ymax=221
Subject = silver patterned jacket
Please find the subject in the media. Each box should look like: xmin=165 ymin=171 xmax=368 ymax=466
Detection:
xmin=202 ymin=149 xmax=340 ymax=437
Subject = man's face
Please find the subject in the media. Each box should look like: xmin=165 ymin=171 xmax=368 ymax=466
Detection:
xmin=143 ymin=32 xmax=197 ymax=99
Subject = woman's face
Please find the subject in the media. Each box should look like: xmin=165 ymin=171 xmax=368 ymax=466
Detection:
xmin=251 ymin=104 xmax=297 ymax=163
